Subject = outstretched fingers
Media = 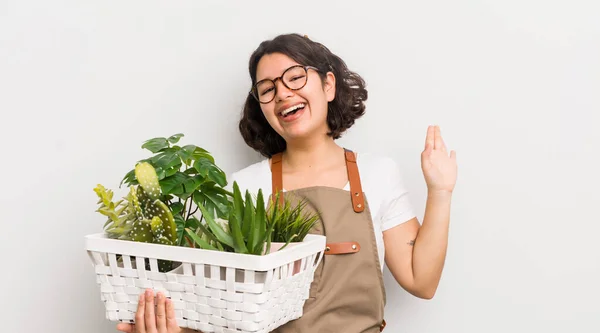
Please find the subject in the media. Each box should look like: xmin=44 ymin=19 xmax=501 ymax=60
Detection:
xmin=434 ymin=125 xmax=447 ymax=152
xmin=425 ymin=125 xmax=434 ymax=151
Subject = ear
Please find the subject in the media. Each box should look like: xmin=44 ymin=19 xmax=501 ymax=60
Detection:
xmin=324 ymin=71 xmax=336 ymax=102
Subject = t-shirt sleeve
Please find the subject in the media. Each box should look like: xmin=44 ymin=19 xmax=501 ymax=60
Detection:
xmin=379 ymin=158 xmax=417 ymax=231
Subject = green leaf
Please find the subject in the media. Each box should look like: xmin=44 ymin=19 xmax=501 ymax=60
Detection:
xmin=170 ymin=202 xmax=185 ymax=216
xmin=120 ymin=169 xmax=136 ymax=188
xmin=194 ymin=158 xmax=227 ymax=187
xmin=204 ymin=191 xmax=231 ymax=219
xmin=229 ymin=213 xmax=248 ymax=254
xmin=192 ymin=187 xmax=229 ymax=219
xmin=151 ymin=151 xmax=182 ymax=171
xmin=183 ymin=167 xmax=200 ymax=176
xmin=177 ymin=145 xmax=196 ymax=164
xmin=192 ymin=148 xmax=213 ymax=163
xmin=197 ymin=202 xmax=234 ymax=248
xmin=232 ymin=181 xmax=244 ymax=225
xmin=208 ymin=185 xmax=234 ymax=197
xmin=175 ymin=213 xmax=203 ymax=247
xmin=242 ymin=189 xmax=255 ymax=241
xmin=193 ymin=217 xmax=221 ymax=246
xmin=185 ymin=228 xmax=218 ymax=251
xmin=168 ymin=133 xmax=184 ymax=144
xmin=251 ymin=189 xmax=266 ymax=254
xmin=174 ymin=214 xmax=185 ymax=245
xmin=263 ymin=217 xmax=277 ymax=255
xmin=201 ymin=195 xmax=217 ymax=220
xmin=155 ymin=168 xmax=166 ymax=180
xmin=186 ymin=216 xmax=201 ymax=230
xmin=142 ymin=137 xmax=169 ymax=153
xmin=160 ymin=172 xmax=202 ymax=198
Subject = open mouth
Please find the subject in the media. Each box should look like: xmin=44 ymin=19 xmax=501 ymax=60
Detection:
xmin=279 ymin=103 xmax=306 ymax=118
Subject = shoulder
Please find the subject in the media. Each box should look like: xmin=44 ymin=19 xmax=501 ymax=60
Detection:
xmin=355 ymin=151 xmax=406 ymax=188
xmin=226 ymin=158 xmax=272 ymax=195
xmin=355 ymin=151 xmax=414 ymax=217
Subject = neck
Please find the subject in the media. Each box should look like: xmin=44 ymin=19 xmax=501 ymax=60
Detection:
xmin=282 ymin=134 xmax=343 ymax=172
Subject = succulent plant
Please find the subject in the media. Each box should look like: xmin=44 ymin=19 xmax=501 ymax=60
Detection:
xmin=130 ymin=162 xmax=177 ymax=245
xmin=267 ymin=191 xmax=320 ymax=249
xmin=134 ymin=161 xmax=161 ymax=200
xmin=186 ymin=181 xmax=273 ymax=255
xmin=94 ymin=163 xmax=181 ymax=271
xmin=185 ymin=181 xmax=320 ymax=255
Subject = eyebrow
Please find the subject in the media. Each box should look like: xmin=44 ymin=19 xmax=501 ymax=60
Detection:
xmin=256 ymin=64 xmax=301 ymax=82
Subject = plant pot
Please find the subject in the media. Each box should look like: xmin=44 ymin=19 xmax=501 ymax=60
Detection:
xmin=265 ymin=243 xmax=303 ymax=275
xmin=84 ymin=233 xmax=326 ymax=333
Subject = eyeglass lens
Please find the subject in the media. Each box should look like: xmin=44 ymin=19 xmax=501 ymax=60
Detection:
xmin=255 ymin=66 xmax=308 ymax=103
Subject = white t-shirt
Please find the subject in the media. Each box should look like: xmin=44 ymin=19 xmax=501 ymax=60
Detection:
xmin=227 ymin=152 xmax=417 ymax=271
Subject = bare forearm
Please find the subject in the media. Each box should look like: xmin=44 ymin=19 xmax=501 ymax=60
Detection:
xmin=412 ymin=190 xmax=452 ymax=297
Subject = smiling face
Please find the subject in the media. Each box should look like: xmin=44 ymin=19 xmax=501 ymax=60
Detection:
xmin=254 ymin=53 xmax=336 ymax=143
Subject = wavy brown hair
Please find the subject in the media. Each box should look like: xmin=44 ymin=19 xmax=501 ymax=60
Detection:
xmin=238 ymin=33 xmax=368 ymax=158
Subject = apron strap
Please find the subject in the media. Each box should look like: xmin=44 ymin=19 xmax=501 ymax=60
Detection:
xmin=270 ymin=149 xmax=365 ymax=212
xmin=344 ymin=148 xmax=365 ymax=213
xmin=270 ymin=152 xmax=284 ymax=206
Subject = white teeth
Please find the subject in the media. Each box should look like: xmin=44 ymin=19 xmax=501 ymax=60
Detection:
xmin=281 ymin=103 xmax=305 ymax=116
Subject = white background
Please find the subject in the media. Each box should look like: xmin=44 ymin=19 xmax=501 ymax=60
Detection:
xmin=1 ymin=0 xmax=599 ymax=332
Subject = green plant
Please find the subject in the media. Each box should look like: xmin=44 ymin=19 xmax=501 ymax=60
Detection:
xmin=267 ymin=191 xmax=320 ymax=250
xmin=94 ymin=169 xmax=176 ymax=246
xmin=186 ymin=183 xmax=320 ymax=255
xmin=119 ymin=134 xmax=233 ymax=248
xmin=186 ymin=181 xmax=276 ymax=255
xmin=93 ymin=162 xmax=179 ymax=271
xmin=93 ymin=133 xmax=321 ymax=262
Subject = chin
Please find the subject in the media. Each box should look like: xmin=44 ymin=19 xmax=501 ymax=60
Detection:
xmin=283 ymin=125 xmax=326 ymax=142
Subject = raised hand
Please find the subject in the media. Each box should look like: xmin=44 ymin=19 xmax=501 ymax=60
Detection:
xmin=421 ymin=125 xmax=457 ymax=194
xmin=116 ymin=289 xmax=197 ymax=333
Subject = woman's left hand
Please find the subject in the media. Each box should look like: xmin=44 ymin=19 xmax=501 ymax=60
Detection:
xmin=421 ymin=125 xmax=457 ymax=194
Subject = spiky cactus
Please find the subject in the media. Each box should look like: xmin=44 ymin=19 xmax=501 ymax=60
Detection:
xmin=94 ymin=163 xmax=179 ymax=271
xmin=134 ymin=161 xmax=161 ymax=200
xmin=130 ymin=162 xmax=177 ymax=245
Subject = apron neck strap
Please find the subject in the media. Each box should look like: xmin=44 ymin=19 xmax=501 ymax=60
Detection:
xmin=270 ymin=152 xmax=284 ymax=206
xmin=270 ymin=148 xmax=365 ymax=213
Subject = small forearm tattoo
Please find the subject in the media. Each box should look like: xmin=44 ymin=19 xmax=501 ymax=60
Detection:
xmin=407 ymin=240 xmax=415 ymax=246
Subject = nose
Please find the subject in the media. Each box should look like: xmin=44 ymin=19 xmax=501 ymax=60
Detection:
xmin=274 ymin=79 xmax=293 ymax=102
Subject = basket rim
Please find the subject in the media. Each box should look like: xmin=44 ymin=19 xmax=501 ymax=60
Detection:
xmin=85 ymin=233 xmax=326 ymax=271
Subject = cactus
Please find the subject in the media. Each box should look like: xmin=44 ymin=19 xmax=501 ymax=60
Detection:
xmin=129 ymin=219 xmax=153 ymax=242
xmin=131 ymin=162 xmax=177 ymax=245
xmin=94 ymin=163 xmax=179 ymax=272
xmin=135 ymin=162 xmax=161 ymax=200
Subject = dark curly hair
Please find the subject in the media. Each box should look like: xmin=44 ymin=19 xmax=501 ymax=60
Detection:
xmin=238 ymin=33 xmax=368 ymax=158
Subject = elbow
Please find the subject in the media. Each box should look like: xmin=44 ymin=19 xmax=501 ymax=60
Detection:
xmin=411 ymin=289 xmax=435 ymax=300
xmin=409 ymin=284 xmax=439 ymax=300
xmin=417 ymin=289 xmax=436 ymax=300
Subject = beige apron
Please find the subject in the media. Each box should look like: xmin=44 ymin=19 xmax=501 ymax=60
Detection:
xmin=270 ymin=149 xmax=387 ymax=333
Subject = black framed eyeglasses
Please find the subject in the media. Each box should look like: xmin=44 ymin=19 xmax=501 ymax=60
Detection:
xmin=250 ymin=65 xmax=319 ymax=104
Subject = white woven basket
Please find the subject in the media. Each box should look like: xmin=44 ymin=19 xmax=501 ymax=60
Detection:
xmin=85 ymin=233 xmax=326 ymax=333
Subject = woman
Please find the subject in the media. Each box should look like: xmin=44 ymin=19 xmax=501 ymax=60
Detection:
xmin=117 ymin=33 xmax=457 ymax=333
